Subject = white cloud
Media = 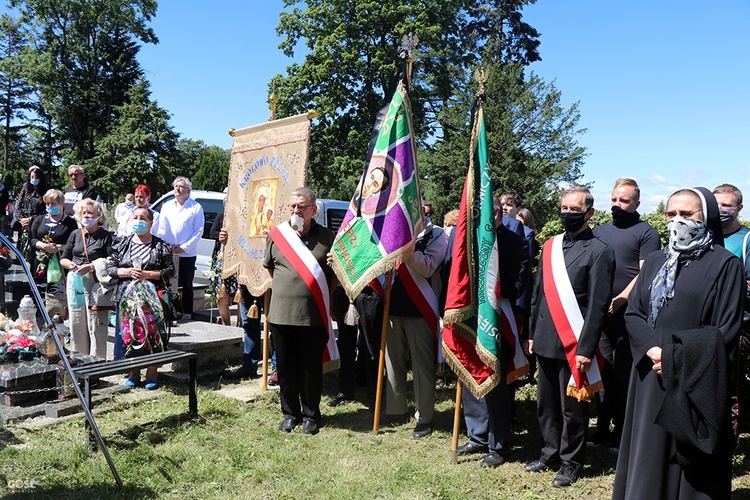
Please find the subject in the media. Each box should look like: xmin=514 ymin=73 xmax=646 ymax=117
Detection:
xmin=648 ymin=174 xmax=668 ymax=184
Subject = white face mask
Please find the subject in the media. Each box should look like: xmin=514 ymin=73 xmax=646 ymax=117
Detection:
xmin=81 ymin=217 xmax=98 ymax=228
xmin=444 ymin=226 xmax=454 ymax=238
xmin=290 ymin=214 xmax=305 ymax=232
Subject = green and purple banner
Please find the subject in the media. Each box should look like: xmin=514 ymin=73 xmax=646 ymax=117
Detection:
xmin=331 ymin=80 xmax=423 ymax=299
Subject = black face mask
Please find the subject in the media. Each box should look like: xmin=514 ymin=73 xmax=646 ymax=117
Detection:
xmin=560 ymin=212 xmax=587 ymax=233
xmin=611 ymin=205 xmax=640 ymax=227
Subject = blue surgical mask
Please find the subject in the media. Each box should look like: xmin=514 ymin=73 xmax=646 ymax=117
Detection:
xmin=131 ymin=220 xmax=149 ymax=235
xmin=46 ymin=206 xmax=61 ymax=216
xmin=30 ymin=178 xmax=40 ymax=186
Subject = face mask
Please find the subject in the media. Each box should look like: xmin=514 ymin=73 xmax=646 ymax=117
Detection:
xmin=667 ymin=216 xmax=707 ymax=251
xmin=131 ymin=220 xmax=149 ymax=235
xmin=81 ymin=217 xmax=98 ymax=228
xmin=46 ymin=206 xmax=61 ymax=216
xmin=611 ymin=205 xmax=639 ymax=227
xmin=290 ymin=214 xmax=305 ymax=232
xmin=30 ymin=178 xmax=40 ymax=186
xmin=560 ymin=211 xmax=587 ymax=234
xmin=444 ymin=226 xmax=454 ymax=239
xmin=125 ymin=199 xmax=134 ymax=207
xmin=719 ymin=207 xmax=736 ymax=228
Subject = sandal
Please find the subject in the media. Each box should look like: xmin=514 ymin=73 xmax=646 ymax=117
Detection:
xmin=144 ymin=378 xmax=159 ymax=390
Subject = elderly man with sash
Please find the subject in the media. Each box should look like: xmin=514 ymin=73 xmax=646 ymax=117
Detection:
xmin=384 ymin=208 xmax=447 ymax=439
xmin=264 ymin=187 xmax=338 ymax=436
xmin=525 ymin=186 xmax=615 ymax=487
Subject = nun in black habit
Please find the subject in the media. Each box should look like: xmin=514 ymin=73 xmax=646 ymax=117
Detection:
xmin=613 ymin=187 xmax=744 ymax=499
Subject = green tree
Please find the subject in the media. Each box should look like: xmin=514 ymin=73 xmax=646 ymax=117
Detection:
xmin=420 ymin=63 xmax=586 ymax=227
xmin=0 ymin=14 xmax=37 ymax=175
xmin=87 ymin=80 xmax=178 ymax=200
xmin=272 ymin=0 xmax=542 ymax=199
xmin=192 ymin=145 xmax=231 ymax=192
xmin=11 ymin=0 xmax=158 ymax=162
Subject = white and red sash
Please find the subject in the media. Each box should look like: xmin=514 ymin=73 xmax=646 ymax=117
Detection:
xmin=541 ymin=235 xmax=603 ymax=401
xmin=395 ymin=263 xmax=440 ymax=361
xmin=269 ymin=222 xmax=340 ymax=372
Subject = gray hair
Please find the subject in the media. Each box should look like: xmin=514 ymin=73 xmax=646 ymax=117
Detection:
xmin=174 ymin=176 xmax=192 ymax=191
xmin=291 ymin=186 xmax=316 ymax=204
xmin=68 ymin=164 xmax=84 ymax=174
xmin=562 ymin=185 xmax=594 ymax=210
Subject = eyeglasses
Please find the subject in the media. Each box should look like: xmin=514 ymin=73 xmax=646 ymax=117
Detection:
xmin=290 ymin=204 xmax=312 ymax=211
xmin=665 ymin=209 xmax=702 ymax=219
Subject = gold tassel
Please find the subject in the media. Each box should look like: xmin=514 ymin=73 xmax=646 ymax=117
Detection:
xmin=247 ymin=299 xmax=259 ymax=319
xmin=233 ymin=289 xmax=242 ymax=303
xmin=218 ymin=281 xmax=229 ymax=299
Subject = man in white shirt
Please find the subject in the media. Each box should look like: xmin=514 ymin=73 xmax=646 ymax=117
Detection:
xmin=114 ymin=193 xmax=136 ymax=236
xmin=156 ymin=177 xmax=205 ymax=319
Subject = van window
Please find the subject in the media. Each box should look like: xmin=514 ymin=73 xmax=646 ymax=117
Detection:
xmin=326 ymin=208 xmax=347 ymax=233
xmin=151 ymin=195 xmax=224 ymax=238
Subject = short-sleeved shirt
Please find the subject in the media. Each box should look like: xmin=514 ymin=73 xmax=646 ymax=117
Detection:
xmin=593 ymin=219 xmax=661 ymax=296
xmin=723 ymin=225 xmax=750 ymax=280
xmin=263 ymin=221 xmax=334 ymax=327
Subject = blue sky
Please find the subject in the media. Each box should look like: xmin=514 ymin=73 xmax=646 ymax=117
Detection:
xmin=139 ymin=1 xmax=750 ymax=212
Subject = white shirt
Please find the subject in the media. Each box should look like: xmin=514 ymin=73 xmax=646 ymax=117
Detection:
xmin=156 ymin=197 xmax=204 ymax=257
xmin=114 ymin=202 xmax=136 ymax=236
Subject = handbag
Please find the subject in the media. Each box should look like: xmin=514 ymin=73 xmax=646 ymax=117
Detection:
xmin=89 ymin=282 xmax=117 ymax=310
xmin=157 ymin=288 xmax=182 ymax=322
xmin=47 ymin=254 xmax=63 ymax=284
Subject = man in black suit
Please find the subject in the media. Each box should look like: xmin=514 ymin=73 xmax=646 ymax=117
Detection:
xmin=524 ymin=186 xmax=615 ymax=488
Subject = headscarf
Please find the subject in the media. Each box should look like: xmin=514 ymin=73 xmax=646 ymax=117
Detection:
xmin=649 ymin=187 xmax=722 ymax=325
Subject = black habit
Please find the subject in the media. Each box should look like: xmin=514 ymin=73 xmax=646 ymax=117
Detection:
xmin=614 ymin=245 xmax=744 ymax=499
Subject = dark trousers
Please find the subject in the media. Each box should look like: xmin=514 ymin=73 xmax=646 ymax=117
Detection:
xmin=178 ymin=256 xmax=196 ymax=315
xmin=271 ymin=323 xmax=327 ymax=423
xmin=354 ymin=287 xmax=384 ymax=401
xmin=595 ymin=312 xmax=631 ymax=442
xmin=332 ymin=286 xmax=358 ymax=397
xmin=463 ymin=379 xmax=513 ymax=455
xmin=537 ymin=355 xmax=589 ymax=466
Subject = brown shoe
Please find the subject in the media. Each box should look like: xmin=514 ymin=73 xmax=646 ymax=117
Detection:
xmin=268 ymin=370 xmax=279 ymax=386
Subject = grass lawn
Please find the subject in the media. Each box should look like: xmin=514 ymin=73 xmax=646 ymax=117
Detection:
xmin=1 ymin=374 xmax=750 ymax=499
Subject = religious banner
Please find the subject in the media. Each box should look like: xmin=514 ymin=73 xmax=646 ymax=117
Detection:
xmin=222 ymin=114 xmax=309 ymax=296
xmin=330 ymin=80 xmax=423 ymax=299
xmin=442 ymin=93 xmax=528 ymax=399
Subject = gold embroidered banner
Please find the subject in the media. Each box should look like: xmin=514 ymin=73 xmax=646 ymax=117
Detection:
xmin=222 ymin=114 xmax=309 ymax=296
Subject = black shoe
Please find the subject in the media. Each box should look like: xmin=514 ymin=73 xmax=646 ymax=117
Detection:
xmin=278 ymin=418 xmax=298 ymax=433
xmin=525 ymin=458 xmax=557 ymax=473
xmin=302 ymin=420 xmax=319 ymax=435
xmin=226 ymin=365 xmax=259 ymax=380
xmin=481 ymin=452 xmax=505 ymax=468
xmin=457 ymin=441 xmax=488 ymax=456
xmin=327 ymin=392 xmax=352 ymax=407
xmin=552 ymin=462 xmax=580 ymax=488
xmin=413 ymin=423 xmax=432 ymax=439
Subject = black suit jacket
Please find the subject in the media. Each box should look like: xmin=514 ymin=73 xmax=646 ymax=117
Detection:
xmin=529 ymin=227 xmax=615 ymax=360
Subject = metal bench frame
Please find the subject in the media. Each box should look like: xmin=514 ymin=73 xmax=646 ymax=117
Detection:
xmin=72 ymin=350 xmax=198 ymax=445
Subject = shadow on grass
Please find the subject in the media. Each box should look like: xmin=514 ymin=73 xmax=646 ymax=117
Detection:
xmin=1 ymin=484 xmax=156 ymax=499
xmin=106 ymin=411 xmax=199 ymax=451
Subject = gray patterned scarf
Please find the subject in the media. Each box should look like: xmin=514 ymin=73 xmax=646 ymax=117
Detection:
xmin=649 ymin=216 xmax=713 ymax=325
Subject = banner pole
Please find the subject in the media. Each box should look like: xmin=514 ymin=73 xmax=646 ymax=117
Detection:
xmin=261 ymin=291 xmax=270 ymax=391
xmin=451 ymin=383 xmax=463 ymax=464
xmin=372 ymin=268 xmax=393 ymax=434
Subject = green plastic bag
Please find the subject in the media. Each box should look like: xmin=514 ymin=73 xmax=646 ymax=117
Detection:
xmin=70 ymin=272 xmax=86 ymax=308
xmin=47 ymin=254 xmax=63 ymax=284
